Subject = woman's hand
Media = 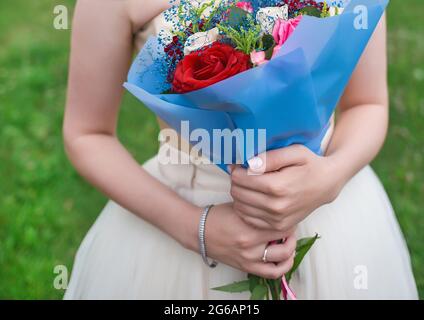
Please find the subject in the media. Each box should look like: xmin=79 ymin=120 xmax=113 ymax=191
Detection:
xmin=230 ymin=145 xmax=345 ymax=232
xmin=201 ymin=203 xmax=296 ymax=279
xmin=229 ymin=13 xmax=389 ymax=235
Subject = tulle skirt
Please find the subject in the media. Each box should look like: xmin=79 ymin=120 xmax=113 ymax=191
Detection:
xmin=64 ymin=146 xmax=418 ymax=300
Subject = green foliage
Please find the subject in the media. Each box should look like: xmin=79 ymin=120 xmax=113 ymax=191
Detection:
xmin=0 ymin=0 xmax=158 ymax=299
xmin=320 ymin=2 xmax=331 ymax=18
xmin=266 ymin=278 xmax=281 ymax=300
xmin=217 ymin=11 xmax=262 ymax=54
xmin=212 ymin=280 xmax=250 ymax=293
xmin=299 ymin=6 xmax=322 ymax=18
xmin=227 ymin=6 xmax=248 ymax=28
xmin=0 ymin=0 xmax=423 ymax=300
xmin=176 ymin=0 xmax=226 ymax=34
xmin=250 ymin=283 xmax=268 ymax=300
xmin=188 ymin=0 xmax=215 ymax=33
xmin=213 ymin=235 xmax=319 ymax=300
xmin=260 ymin=34 xmax=276 ymax=60
xmin=286 ymin=234 xmax=320 ymax=282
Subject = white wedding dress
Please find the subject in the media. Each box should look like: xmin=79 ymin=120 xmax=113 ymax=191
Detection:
xmin=64 ymin=14 xmax=418 ymax=300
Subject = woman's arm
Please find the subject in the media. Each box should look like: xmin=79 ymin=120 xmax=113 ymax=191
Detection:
xmin=64 ymin=0 xmax=296 ymax=279
xmin=64 ymin=0 xmax=200 ymax=248
xmin=230 ymin=15 xmax=388 ymax=231
xmin=326 ymin=14 xmax=388 ymax=182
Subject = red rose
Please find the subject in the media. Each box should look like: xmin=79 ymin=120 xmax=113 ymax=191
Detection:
xmin=172 ymin=42 xmax=251 ymax=93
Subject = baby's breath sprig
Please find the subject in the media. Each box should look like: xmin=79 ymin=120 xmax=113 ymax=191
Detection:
xmin=202 ymin=0 xmax=234 ymax=31
xmin=190 ymin=0 xmax=215 ymax=33
xmin=173 ymin=0 xmax=235 ymax=35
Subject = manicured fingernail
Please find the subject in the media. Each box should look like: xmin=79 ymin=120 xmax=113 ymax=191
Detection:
xmin=248 ymin=157 xmax=263 ymax=170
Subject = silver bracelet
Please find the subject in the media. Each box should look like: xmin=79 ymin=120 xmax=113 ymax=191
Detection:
xmin=198 ymin=205 xmax=218 ymax=268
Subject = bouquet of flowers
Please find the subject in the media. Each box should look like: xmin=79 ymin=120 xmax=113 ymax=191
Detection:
xmin=125 ymin=0 xmax=388 ymax=171
xmin=125 ymin=0 xmax=389 ymax=299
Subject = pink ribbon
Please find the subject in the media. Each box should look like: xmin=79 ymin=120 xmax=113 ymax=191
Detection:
xmin=270 ymin=239 xmax=297 ymax=300
xmin=281 ymin=275 xmax=297 ymax=300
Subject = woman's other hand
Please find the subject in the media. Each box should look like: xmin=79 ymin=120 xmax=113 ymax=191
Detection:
xmin=230 ymin=145 xmax=344 ymax=232
xmin=190 ymin=203 xmax=296 ymax=279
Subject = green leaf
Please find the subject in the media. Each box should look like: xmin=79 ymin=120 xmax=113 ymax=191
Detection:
xmin=266 ymin=279 xmax=281 ymax=300
xmin=212 ymin=280 xmax=250 ymax=293
xmin=264 ymin=46 xmax=276 ymax=60
xmin=250 ymin=284 xmax=268 ymax=300
xmin=286 ymin=233 xmax=320 ymax=282
xmin=261 ymin=34 xmax=275 ymax=50
xmin=227 ymin=6 xmax=248 ymax=28
xmin=299 ymin=6 xmax=322 ymax=18
xmin=320 ymin=1 xmax=330 ymax=18
xmin=296 ymin=233 xmax=320 ymax=252
xmin=202 ymin=2 xmax=222 ymax=30
xmin=261 ymin=34 xmax=276 ymax=60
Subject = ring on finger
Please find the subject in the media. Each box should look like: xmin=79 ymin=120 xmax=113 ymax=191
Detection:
xmin=262 ymin=246 xmax=269 ymax=263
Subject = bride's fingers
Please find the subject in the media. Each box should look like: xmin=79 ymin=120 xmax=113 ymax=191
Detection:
xmin=233 ymin=198 xmax=278 ymax=225
xmin=247 ymin=231 xmax=296 ymax=262
xmin=241 ymin=215 xmax=273 ymax=230
xmin=263 ymin=236 xmax=296 ymax=263
xmin=231 ymin=184 xmax=274 ymax=212
xmin=256 ymin=225 xmax=296 ymax=244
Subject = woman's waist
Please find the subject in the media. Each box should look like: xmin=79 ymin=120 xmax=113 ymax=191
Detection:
xmin=155 ymin=131 xmax=231 ymax=193
xmin=154 ymin=114 xmax=335 ymax=191
xmin=157 ymin=114 xmax=335 ymax=158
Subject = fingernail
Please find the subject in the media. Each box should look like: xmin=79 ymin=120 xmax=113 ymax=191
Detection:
xmin=248 ymin=157 xmax=263 ymax=170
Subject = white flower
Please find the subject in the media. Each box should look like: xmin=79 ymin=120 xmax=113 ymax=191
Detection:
xmin=256 ymin=5 xmax=289 ymax=34
xmin=184 ymin=27 xmax=220 ymax=55
xmin=329 ymin=6 xmax=345 ymax=17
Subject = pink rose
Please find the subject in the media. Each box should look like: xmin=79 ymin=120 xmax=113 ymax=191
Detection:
xmin=250 ymin=15 xmax=302 ymax=66
xmin=272 ymin=15 xmax=302 ymax=56
xmin=236 ymin=1 xmax=253 ymax=13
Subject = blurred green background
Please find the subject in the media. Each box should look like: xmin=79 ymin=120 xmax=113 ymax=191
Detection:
xmin=0 ymin=0 xmax=423 ymax=299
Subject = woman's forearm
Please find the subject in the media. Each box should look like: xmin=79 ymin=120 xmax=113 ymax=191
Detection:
xmin=64 ymin=0 xmax=203 ymax=253
xmin=326 ymin=14 xmax=388 ymax=188
xmin=65 ymin=134 xmax=300 ymax=278
xmin=326 ymin=103 xmax=389 ymax=188
xmin=64 ymin=133 xmax=200 ymax=250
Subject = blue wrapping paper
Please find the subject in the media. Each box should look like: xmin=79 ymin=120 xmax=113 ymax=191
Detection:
xmin=124 ymin=0 xmax=389 ymax=172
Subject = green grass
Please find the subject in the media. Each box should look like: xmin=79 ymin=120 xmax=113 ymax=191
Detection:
xmin=380 ymin=0 xmax=424 ymax=297
xmin=0 ymin=0 xmax=423 ymax=299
